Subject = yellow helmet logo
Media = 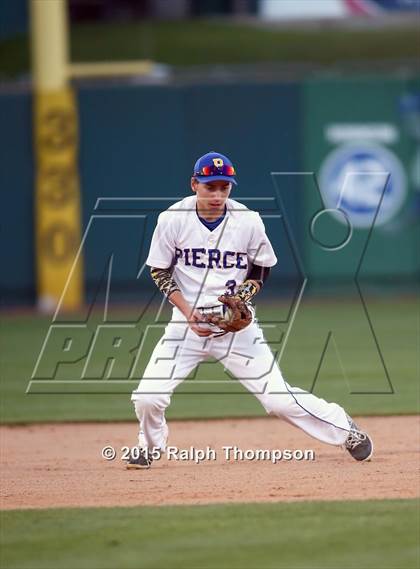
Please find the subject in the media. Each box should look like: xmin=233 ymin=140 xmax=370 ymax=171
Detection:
xmin=212 ymin=158 xmax=224 ymax=168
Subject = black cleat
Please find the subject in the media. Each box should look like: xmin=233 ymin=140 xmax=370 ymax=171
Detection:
xmin=344 ymin=417 xmax=373 ymax=462
xmin=126 ymin=448 xmax=153 ymax=470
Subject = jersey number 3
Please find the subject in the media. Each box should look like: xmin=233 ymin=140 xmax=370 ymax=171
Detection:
xmin=225 ymin=279 xmax=236 ymax=295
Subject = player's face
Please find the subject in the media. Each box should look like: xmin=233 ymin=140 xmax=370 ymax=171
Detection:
xmin=191 ymin=178 xmax=232 ymax=216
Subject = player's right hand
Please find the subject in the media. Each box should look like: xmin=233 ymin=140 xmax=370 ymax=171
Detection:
xmin=189 ymin=310 xmax=213 ymax=337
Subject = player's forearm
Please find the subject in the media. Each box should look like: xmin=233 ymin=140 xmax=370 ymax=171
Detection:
xmin=235 ymin=280 xmax=260 ymax=302
xmin=235 ymin=265 xmax=271 ymax=302
xmin=150 ymin=267 xmax=180 ymax=299
xmin=150 ymin=267 xmax=193 ymax=318
xmin=166 ymin=289 xmax=193 ymax=318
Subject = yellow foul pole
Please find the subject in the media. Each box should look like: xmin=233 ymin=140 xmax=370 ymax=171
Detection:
xmin=31 ymin=0 xmax=83 ymax=312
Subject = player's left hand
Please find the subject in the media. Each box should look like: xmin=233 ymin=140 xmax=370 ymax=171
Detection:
xmin=205 ymin=295 xmax=253 ymax=333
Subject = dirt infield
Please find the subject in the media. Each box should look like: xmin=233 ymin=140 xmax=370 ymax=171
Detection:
xmin=1 ymin=416 xmax=419 ymax=510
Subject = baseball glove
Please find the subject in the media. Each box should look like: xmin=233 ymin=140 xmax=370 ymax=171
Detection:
xmin=204 ymin=295 xmax=253 ymax=333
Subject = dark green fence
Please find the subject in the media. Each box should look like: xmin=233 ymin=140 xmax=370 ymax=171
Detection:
xmin=302 ymin=75 xmax=419 ymax=281
xmin=1 ymin=73 xmax=418 ymax=305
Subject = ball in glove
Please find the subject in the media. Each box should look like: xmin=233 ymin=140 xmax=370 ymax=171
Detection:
xmin=204 ymin=295 xmax=254 ymax=333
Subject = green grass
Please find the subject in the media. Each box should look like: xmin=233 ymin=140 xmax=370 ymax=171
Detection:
xmin=0 ymin=500 xmax=418 ymax=569
xmin=0 ymin=298 xmax=418 ymax=423
xmin=1 ymin=20 xmax=419 ymax=78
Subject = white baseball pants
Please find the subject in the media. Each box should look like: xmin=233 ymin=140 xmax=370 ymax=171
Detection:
xmin=131 ymin=321 xmax=351 ymax=450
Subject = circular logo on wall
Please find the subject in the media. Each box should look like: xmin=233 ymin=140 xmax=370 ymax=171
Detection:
xmin=319 ymin=143 xmax=407 ymax=228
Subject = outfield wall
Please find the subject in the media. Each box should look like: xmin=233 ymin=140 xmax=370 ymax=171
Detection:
xmin=1 ymin=73 xmax=418 ymax=305
xmin=0 ymin=89 xmax=34 ymax=303
xmin=302 ymin=74 xmax=420 ymax=281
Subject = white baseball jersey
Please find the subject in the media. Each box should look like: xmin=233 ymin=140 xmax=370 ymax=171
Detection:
xmin=146 ymin=195 xmax=278 ymax=316
xmin=133 ymin=194 xmax=352 ymax=455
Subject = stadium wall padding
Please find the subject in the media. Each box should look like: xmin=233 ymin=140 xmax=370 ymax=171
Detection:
xmin=1 ymin=74 xmax=418 ymax=305
xmin=0 ymin=89 xmax=35 ymax=303
xmin=302 ymin=75 xmax=420 ymax=281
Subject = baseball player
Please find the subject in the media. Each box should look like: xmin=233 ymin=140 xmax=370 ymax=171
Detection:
xmin=128 ymin=151 xmax=373 ymax=469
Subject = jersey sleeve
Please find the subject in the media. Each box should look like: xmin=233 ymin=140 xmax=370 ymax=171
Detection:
xmin=247 ymin=213 xmax=278 ymax=267
xmin=146 ymin=212 xmax=176 ymax=269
